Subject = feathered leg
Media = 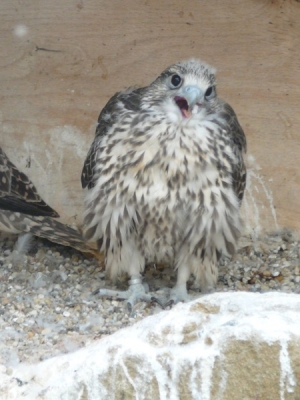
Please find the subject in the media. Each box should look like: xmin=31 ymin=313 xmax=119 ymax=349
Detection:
xmin=170 ymin=262 xmax=191 ymax=303
xmin=169 ymin=249 xmax=218 ymax=304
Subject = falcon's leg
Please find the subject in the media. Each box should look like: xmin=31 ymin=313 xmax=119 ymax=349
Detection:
xmin=169 ymin=252 xmax=218 ymax=304
xmin=94 ymin=244 xmax=162 ymax=311
xmin=95 ymin=274 xmax=156 ymax=312
xmin=7 ymin=232 xmax=33 ymax=267
xmin=169 ymin=263 xmax=191 ymax=303
xmin=194 ymin=255 xmax=218 ymax=294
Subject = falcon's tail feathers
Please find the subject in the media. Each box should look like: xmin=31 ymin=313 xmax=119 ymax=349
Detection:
xmin=1 ymin=210 xmax=97 ymax=255
xmin=25 ymin=216 xmax=96 ymax=255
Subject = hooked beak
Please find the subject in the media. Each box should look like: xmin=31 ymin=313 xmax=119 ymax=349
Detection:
xmin=174 ymin=85 xmax=202 ymax=119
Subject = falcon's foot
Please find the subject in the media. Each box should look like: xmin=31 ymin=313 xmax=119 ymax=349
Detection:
xmin=93 ymin=275 xmax=161 ymax=312
xmin=166 ymin=284 xmax=209 ymax=307
xmin=168 ymin=284 xmax=191 ymax=305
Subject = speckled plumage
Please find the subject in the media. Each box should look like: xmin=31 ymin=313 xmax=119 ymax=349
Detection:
xmin=0 ymin=147 xmax=95 ymax=255
xmin=82 ymin=59 xmax=246 ymax=302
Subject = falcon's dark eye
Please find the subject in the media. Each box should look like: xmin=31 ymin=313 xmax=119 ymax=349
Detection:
xmin=170 ymin=74 xmax=182 ymax=88
xmin=205 ymin=86 xmax=215 ymax=99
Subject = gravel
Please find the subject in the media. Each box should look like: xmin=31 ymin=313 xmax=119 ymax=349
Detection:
xmin=0 ymin=229 xmax=299 ymax=367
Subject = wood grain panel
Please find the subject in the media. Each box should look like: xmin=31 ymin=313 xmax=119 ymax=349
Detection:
xmin=0 ymin=0 xmax=299 ymax=233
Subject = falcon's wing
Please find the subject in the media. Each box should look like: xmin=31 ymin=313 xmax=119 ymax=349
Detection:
xmin=218 ymin=102 xmax=247 ymax=204
xmin=81 ymin=87 xmax=145 ymax=189
xmin=0 ymin=148 xmax=100 ymax=256
xmin=0 ymin=147 xmax=59 ymax=217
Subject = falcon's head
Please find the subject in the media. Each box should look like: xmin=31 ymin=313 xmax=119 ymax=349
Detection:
xmin=143 ymin=59 xmax=217 ymax=121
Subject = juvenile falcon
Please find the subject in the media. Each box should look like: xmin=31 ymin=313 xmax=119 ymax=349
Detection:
xmin=0 ymin=146 xmax=95 ymax=255
xmin=81 ymin=59 xmax=247 ymax=308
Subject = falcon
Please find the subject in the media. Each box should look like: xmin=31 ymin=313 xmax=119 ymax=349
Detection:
xmin=0 ymin=146 xmax=96 ymax=255
xmin=81 ymin=59 xmax=247 ymax=309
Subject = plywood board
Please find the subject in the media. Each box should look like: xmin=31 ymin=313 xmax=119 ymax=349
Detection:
xmin=1 ymin=0 xmax=299 ymax=234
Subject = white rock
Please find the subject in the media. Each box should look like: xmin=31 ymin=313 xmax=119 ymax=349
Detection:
xmin=63 ymin=311 xmax=70 ymax=318
xmin=1 ymin=292 xmax=300 ymax=399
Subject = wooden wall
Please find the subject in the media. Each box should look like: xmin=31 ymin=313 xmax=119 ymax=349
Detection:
xmin=1 ymin=0 xmax=299 ymax=234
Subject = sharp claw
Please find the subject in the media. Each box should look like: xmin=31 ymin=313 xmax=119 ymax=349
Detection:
xmin=126 ymin=294 xmax=138 ymax=312
xmin=150 ymin=296 xmax=165 ymax=308
xmin=163 ymin=299 xmax=175 ymax=308
xmin=127 ymin=301 xmax=133 ymax=313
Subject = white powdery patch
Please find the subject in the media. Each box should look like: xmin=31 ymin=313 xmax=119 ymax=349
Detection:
xmin=243 ymin=153 xmax=278 ymax=236
xmin=48 ymin=125 xmax=91 ymax=161
xmin=2 ymin=292 xmax=300 ymax=399
xmin=13 ymin=24 xmax=29 ymax=38
xmin=21 ymin=124 xmax=91 ymax=219
xmin=279 ymin=339 xmax=296 ymax=399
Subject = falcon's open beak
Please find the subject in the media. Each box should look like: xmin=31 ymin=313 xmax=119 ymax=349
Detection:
xmin=174 ymin=85 xmax=202 ymax=119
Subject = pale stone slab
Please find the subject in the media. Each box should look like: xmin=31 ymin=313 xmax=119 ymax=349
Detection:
xmin=1 ymin=292 xmax=300 ymax=399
